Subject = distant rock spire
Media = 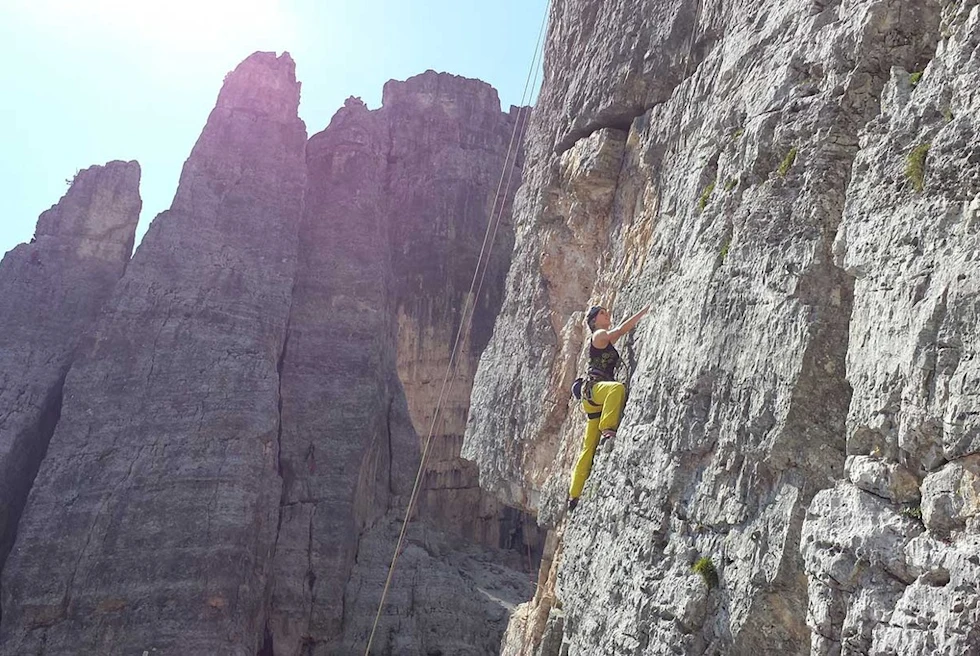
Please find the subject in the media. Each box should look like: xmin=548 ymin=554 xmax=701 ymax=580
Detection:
xmin=0 ymin=159 xmax=141 ymax=585
xmin=0 ymin=49 xmax=306 ymax=654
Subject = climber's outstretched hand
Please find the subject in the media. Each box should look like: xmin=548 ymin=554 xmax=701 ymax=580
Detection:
xmin=601 ymin=305 xmax=649 ymax=345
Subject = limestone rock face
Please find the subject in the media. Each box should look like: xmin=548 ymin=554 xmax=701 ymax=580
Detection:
xmin=338 ymin=512 xmax=533 ymax=655
xmin=1 ymin=54 xmax=537 ymax=655
xmin=0 ymin=52 xmax=307 ymax=655
xmin=0 ymin=160 xmax=141 ymax=577
xmin=803 ymin=4 xmax=980 ymax=653
xmin=460 ymin=0 xmax=979 ymax=655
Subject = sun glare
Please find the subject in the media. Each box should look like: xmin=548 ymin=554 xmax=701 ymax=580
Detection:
xmin=13 ymin=0 xmax=297 ymax=63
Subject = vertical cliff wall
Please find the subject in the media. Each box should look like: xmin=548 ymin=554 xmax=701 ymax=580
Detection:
xmin=267 ymin=73 xmax=536 ymax=655
xmin=462 ymin=0 xmax=979 ymax=654
xmin=803 ymin=4 xmax=980 ymax=653
xmin=383 ymin=72 xmax=542 ymax=556
xmin=265 ymin=93 xmax=417 ymax=654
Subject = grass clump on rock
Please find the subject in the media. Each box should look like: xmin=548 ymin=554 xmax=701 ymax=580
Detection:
xmin=910 ymin=71 xmax=923 ymax=87
xmin=698 ymin=178 xmax=716 ymax=211
xmin=692 ymin=556 xmax=719 ymax=588
xmin=906 ymin=144 xmax=930 ymax=193
xmin=777 ymin=147 xmax=798 ymax=177
xmin=901 ymin=502 xmax=923 ymax=520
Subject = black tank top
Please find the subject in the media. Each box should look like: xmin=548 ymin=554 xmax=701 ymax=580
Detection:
xmin=588 ymin=340 xmax=620 ymax=381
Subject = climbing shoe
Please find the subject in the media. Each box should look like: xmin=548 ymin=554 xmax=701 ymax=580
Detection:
xmin=567 ymin=497 xmax=579 ymax=512
xmin=599 ymin=429 xmax=616 ymax=453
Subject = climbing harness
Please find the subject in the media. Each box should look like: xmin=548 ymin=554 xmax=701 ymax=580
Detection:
xmin=363 ymin=3 xmax=552 ymax=654
xmin=571 ymin=335 xmax=621 ymax=409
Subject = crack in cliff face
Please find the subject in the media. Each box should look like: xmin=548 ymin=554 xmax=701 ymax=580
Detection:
xmin=257 ymin=625 xmax=274 ymax=656
xmin=0 ymin=370 xmax=67 ymax=628
xmin=259 ymin=314 xmax=292 ymax=656
xmin=385 ymin=396 xmax=396 ymax=501
xmin=275 ymin=327 xmax=291 ymax=484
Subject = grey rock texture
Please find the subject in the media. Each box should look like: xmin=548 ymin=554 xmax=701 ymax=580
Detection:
xmin=845 ymin=455 xmax=920 ymax=503
xmin=338 ymin=512 xmax=533 ymax=655
xmin=461 ymin=0 xmax=979 ymax=655
xmin=0 ymin=160 xmax=141 ymax=580
xmin=803 ymin=483 xmax=923 ymax=655
xmin=804 ymin=3 xmax=980 ymax=653
xmin=0 ymin=52 xmax=307 ymax=655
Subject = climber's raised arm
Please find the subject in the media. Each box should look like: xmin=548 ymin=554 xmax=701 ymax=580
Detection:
xmin=591 ymin=305 xmax=648 ymax=348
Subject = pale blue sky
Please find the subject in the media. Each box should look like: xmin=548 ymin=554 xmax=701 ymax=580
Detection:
xmin=0 ymin=0 xmax=546 ymax=257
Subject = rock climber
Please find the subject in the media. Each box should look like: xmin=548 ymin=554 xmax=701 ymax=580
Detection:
xmin=567 ymin=304 xmax=648 ymax=512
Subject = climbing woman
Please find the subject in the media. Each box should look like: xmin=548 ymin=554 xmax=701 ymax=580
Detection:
xmin=567 ymin=304 xmax=649 ymax=512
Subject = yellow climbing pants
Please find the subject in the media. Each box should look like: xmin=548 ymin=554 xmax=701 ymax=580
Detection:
xmin=569 ymin=381 xmax=625 ymax=499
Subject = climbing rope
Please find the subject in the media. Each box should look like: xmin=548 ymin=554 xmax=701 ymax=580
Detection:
xmin=363 ymin=4 xmax=551 ymax=654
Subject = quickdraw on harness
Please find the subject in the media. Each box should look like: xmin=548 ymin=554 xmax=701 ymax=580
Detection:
xmin=571 ymin=374 xmax=608 ymax=418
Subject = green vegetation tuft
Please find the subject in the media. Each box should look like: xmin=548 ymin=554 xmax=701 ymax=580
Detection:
xmin=906 ymin=144 xmax=930 ymax=193
xmin=901 ymin=502 xmax=923 ymax=520
xmin=724 ymin=177 xmax=738 ymax=192
xmin=732 ymin=127 xmax=745 ymax=140
xmin=777 ymin=147 xmax=798 ymax=177
xmin=720 ymin=238 xmax=731 ymax=263
xmin=692 ymin=556 xmax=719 ymax=588
xmin=910 ymin=71 xmax=924 ymax=87
xmin=698 ymin=179 xmax=716 ymax=211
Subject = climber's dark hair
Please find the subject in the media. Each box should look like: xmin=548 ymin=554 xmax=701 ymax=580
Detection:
xmin=586 ymin=305 xmax=604 ymax=332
